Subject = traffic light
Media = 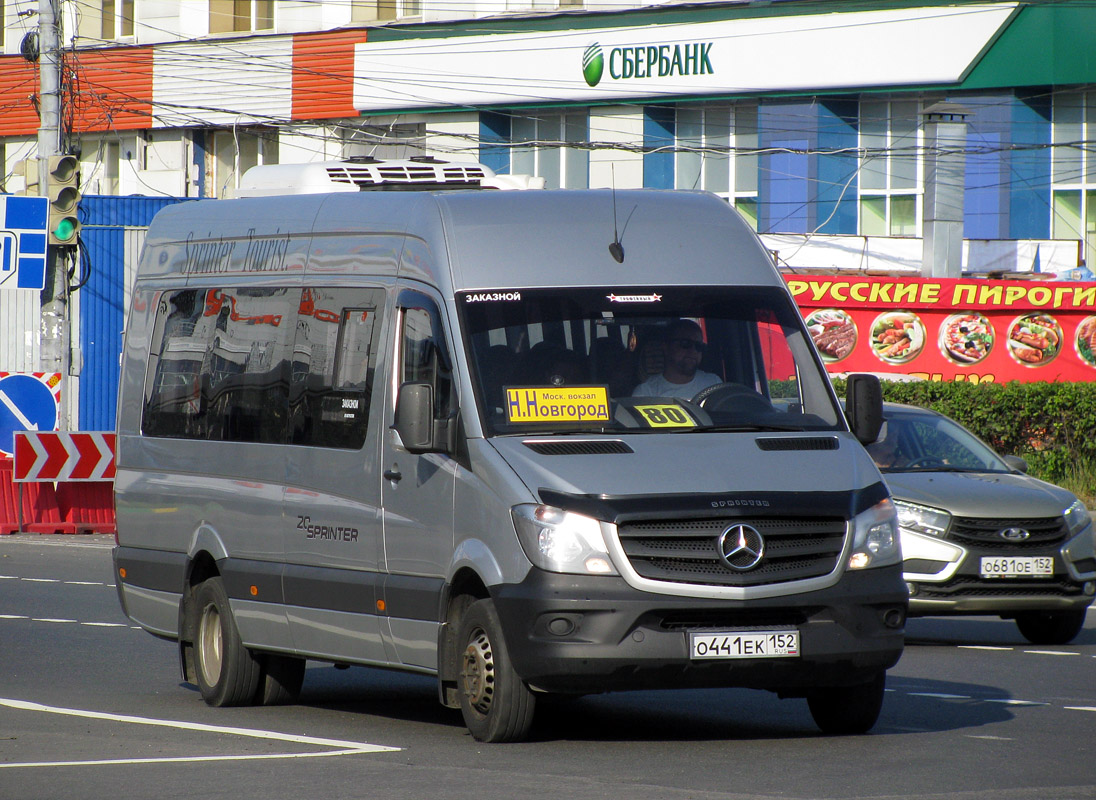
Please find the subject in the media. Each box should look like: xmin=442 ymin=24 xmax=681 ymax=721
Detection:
xmin=46 ymin=154 xmax=81 ymax=246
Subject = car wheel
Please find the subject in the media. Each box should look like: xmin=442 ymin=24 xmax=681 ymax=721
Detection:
xmin=1015 ymin=609 xmax=1087 ymax=645
xmin=456 ymin=599 xmax=536 ymax=743
xmin=807 ymin=671 xmax=886 ymax=735
xmin=194 ymin=577 xmax=262 ymax=707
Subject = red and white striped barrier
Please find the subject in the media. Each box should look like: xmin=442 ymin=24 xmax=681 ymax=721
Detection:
xmin=13 ymin=432 xmax=116 ymax=482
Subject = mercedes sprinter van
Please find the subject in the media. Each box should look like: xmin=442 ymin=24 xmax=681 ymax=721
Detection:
xmin=114 ymin=159 xmax=905 ymax=742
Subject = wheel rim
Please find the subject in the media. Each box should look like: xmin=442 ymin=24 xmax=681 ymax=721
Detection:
xmin=198 ymin=603 xmax=223 ymax=687
xmin=460 ymin=628 xmax=495 ymax=716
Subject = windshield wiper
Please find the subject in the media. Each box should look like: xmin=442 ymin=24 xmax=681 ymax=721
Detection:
xmin=694 ymin=423 xmax=808 ymax=433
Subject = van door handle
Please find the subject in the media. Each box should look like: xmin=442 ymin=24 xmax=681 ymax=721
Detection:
xmin=384 ymin=467 xmax=403 ymax=482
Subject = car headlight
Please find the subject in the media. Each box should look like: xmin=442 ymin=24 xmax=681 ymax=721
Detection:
xmin=1064 ymin=499 xmax=1091 ymax=537
xmin=894 ymin=499 xmax=951 ymax=538
xmin=848 ymin=498 xmax=901 ymax=570
xmin=512 ymin=504 xmax=619 ymax=576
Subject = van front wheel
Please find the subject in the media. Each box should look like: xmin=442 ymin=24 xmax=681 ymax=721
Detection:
xmin=194 ymin=577 xmax=262 ymax=707
xmin=456 ymin=599 xmax=535 ymax=742
xmin=806 ymin=671 xmax=886 ymax=735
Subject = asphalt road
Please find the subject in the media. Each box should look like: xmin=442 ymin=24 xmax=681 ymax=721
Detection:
xmin=2 ymin=534 xmax=1096 ymax=800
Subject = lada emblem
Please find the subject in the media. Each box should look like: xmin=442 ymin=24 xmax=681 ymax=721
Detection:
xmin=718 ymin=524 xmax=765 ymax=571
xmin=998 ymin=527 xmax=1031 ymax=542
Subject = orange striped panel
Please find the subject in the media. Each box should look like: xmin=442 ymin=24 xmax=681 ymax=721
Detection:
xmin=69 ymin=47 xmax=153 ymax=132
xmin=0 ymin=56 xmax=43 ymax=136
xmin=292 ymin=29 xmax=369 ymax=120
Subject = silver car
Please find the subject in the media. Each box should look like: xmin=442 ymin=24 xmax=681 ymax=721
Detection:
xmin=868 ymin=403 xmax=1095 ymax=644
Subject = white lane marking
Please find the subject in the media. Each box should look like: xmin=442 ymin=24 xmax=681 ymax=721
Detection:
xmin=32 ymin=618 xmax=77 ymax=624
xmin=0 ymin=697 xmax=400 ymax=768
xmin=0 ymin=614 xmax=28 ymax=619
xmin=1023 ymin=650 xmax=1080 ymax=657
xmin=23 ymin=578 xmax=60 ymax=583
xmin=966 ymin=735 xmax=1013 ymax=741
xmin=909 ymin=692 xmax=970 ymax=700
xmin=985 ymin=699 xmax=1049 ymax=706
xmin=81 ymin=622 xmax=129 ymax=628
xmin=959 ymin=645 xmax=1013 ymax=651
xmin=64 ymin=581 xmax=106 ymax=586
xmin=1065 ymin=706 xmax=1096 ymax=712
xmin=5 ymin=750 xmax=382 ymax=769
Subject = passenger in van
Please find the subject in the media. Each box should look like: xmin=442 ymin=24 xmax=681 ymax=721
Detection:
xmin=632 ymin=319 xmax=721 ymax=399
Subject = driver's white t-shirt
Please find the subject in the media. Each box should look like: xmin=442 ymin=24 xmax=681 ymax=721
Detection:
xmin=632 ymin=371 xmax=720 ymax=400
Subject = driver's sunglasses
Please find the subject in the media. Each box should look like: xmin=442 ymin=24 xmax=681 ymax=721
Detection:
xmin=671 ymin=338 xmax=707 ymax=353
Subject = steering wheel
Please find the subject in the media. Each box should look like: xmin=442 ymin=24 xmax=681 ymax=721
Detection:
xmin=692 ymin=382 xmax=773 ymax=414
xmin=904 ymin=456 xmax=946 ymax=469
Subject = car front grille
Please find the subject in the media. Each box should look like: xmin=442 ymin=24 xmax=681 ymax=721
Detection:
xmin=916 ymin=574 xmax=1083 ymax=599
xmin=947 ymin=515 xmax=1067 ymax=550
xmin=616 ymin=516 xmax=846 ymax=588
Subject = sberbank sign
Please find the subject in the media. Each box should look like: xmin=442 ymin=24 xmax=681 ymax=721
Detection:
xmin=582 ymin=42 xmax=714 ymax=87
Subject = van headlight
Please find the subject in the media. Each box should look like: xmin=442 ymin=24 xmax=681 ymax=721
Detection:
xmin=848 ymin=498 xmax=901 ymax=570
xmin=894 ymin=499 xmax=951 ymax=538
xmin=512 ymin=504 xmax=619 ymax=576
xmin=1064 ymin=499 xmax=1091 ymax=537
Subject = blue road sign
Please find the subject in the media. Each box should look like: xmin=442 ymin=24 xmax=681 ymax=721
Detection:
xmin=0 ymin=374 xmax=59 ymax=456
xmin=0 ymin=196 xmax=49 ymax=291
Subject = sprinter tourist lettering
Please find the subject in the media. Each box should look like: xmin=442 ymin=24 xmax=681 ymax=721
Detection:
xmin=505 ymin=386 xmax=610 ymax=423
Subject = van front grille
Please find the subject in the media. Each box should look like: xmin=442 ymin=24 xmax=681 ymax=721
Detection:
xmin=617 ymin=517 xmax=847 ymax=587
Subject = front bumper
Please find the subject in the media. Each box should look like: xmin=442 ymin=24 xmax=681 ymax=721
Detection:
xmin=904 ymin=528 xmax=1096 ymax=617
xmin=491 ymin=566 xmax=907 ymax=696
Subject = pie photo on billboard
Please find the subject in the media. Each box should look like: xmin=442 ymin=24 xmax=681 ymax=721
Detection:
xmin=1007 ymin=313 xmax=1062 ymax=367
xmin=805 ymin=308 xmax=857 ymax=363
xmin=869 ymin=311 xmax=925 ymax=364
xmin=939 ymin=312 xmax=994 ymax=365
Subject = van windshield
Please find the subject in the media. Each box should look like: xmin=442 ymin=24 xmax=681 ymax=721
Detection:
xmin=458 ymin=286 xmax=844 ymax=437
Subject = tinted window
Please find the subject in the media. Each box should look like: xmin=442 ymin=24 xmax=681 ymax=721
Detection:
xmin=289 ymin=289 xmax=384 ymax=449
xmin=143 ymin=287 xmax=384 ymax=450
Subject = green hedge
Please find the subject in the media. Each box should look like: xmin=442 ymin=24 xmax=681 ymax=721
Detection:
xmin=832 ymin=379 xmax=1096 ymax=494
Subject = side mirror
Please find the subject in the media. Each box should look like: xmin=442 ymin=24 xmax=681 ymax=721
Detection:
xmin=393 ymin=381 xmax=456 ymax=454
xmin=1003 ymin=455 xmax=1029 ymax=473
xmin=845 ymin=373 xmax=883 ymax=445
xmin=394 ymin=382 xmax=436 ymax=453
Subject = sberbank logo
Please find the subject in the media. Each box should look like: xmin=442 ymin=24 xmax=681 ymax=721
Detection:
xmin=581 ymin=41 xmax=714 ymax=87
xmin=583 ymin=43 xmax=604 ymax=87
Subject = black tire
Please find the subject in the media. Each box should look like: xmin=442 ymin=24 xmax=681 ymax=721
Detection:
xmin=193 ymin=577 xmax=262 ymax=707
xmin=456 ymin=599 xmax=536 ymax=743
xmin=257 ymin=654 xmax=306 ymax=705
xmin=807 ymin=671 xmax=886 ymax=735
xmin=1015 ymin=609 xmax=1087 ymax=645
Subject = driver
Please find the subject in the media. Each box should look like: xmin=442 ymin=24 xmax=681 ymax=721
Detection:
xmin=632 ymin=319 xmax=720 ymax=399
xmin=867 ymin=421 xmax=909 ymax=468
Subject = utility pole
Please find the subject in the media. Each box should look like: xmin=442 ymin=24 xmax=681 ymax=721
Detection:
xmin=37 ymin=0 xmax=70 ymax=429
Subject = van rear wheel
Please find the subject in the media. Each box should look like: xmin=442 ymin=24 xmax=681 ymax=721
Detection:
xmin=807 ymin=671 xmax=886 ymax=735
xmin=194 ymin=577 xmax=262 ymax=707
xmin=456 ymin=599 xmax=535 ymax=742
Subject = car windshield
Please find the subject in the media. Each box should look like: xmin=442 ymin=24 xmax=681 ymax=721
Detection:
xmin=866 ymin=409 xmax=1011 ymax=473
xmin=458 ymin=286 xmax=844 ymax=437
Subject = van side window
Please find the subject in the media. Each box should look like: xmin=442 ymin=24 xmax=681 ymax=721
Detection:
xmin=143 ymin=289 xmax=206 ymax=439
xmin=399 ymin=296 xmax=453 ymax=420
xmin=143 ymin=287 xmax=383 ymax=450
xmin=289 ymin=288 xmax=384 ymax=449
